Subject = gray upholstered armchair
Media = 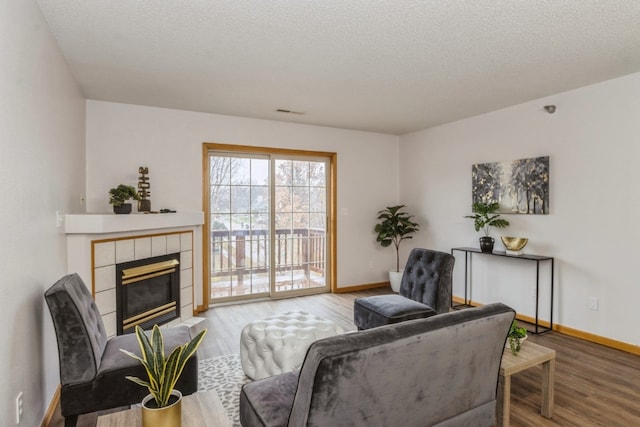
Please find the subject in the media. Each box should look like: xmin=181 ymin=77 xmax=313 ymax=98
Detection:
xmin=354 ymin=248 xmax=455 ymax=330
xmin=45 ymin=273 xmax=199 ymax=427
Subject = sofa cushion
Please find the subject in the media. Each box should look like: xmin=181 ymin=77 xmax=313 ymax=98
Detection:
xmin=353 ymin=294 xmax=436 ymax=329
xmin=240 ymin=371 xmax=299 ymax=427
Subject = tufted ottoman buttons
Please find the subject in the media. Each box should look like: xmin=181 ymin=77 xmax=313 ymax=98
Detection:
xmin=240 ymin=311 xmax=344 ymax=380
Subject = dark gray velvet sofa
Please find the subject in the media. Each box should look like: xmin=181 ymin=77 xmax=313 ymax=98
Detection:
xmin=45 ymin=273 xmax=199 ymax=427
xmin=240 ymin=303 xmax=515 ymax=427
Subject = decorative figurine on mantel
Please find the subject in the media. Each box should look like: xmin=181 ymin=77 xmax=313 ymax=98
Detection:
xmin=137 ymin=166 xmax=151 ymax=212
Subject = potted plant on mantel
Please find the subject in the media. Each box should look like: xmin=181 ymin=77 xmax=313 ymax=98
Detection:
xmin=108 ymin=184 xmax=141 ymax=214
xmin=465 ymin=202 xmax=510 ymax=253
xmin=374 ymin=205 xmax=420 ymax=292
xmin=121 ymin=325 xmax=207 ymax=427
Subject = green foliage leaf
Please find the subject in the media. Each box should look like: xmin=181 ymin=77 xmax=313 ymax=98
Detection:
xmin=157 ymin=347 xmax=182 ymax=406
xmin=150 ymin=325 xmax=164 ymax=381
xmin=177 ymin=329 xmax=207 ymax=371
xmin=108 ymin=184 xmax=141 ymax=206
xmin=509 ymin=320 xmax=527 ymax=338
xmin=124 ymin=375 xmax=151 ymax=389
xmin=508 ymin=320 xmax=527 ymax=355
xmin=465 ymin=202 xmax=510 ymax=236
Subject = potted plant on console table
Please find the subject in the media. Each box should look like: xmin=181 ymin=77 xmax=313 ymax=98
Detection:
xmin=121 ymin=325 xmax=207 ymax=427
xmin=465 ymin=202 xmax=509 ymax=253
xmin=108 ymin=184 xmax=141 ymax=214
xmin=374 ymin=205 xmax=420 ymax=292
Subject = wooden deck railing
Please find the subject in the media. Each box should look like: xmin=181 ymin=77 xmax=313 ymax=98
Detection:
xmin=210 ymin=228 xmax=325 ymax=286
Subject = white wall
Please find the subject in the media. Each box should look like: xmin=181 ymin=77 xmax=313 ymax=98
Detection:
xmin=400 ymin=73 xmax=640 ymax=346
xmin=85 ymin=101 xmax=400 ymax=291
xmin=0 ymin=1 xmax=86 ymax=425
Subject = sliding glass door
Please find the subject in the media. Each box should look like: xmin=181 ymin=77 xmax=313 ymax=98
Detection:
xmin=273 ymin=158 xmax=328 ymax=295
xmin=205 ymin=146 xmax=332 ymax=303
xmin=209 ymin=154 xmax=271 ymax=299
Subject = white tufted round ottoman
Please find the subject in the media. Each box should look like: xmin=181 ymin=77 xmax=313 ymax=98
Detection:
xmin=240 ymin=311 xmax=344 ymax=380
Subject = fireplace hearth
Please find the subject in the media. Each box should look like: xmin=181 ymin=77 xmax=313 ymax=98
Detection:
xmin=116 ymin=252 xmax=181 ymax=335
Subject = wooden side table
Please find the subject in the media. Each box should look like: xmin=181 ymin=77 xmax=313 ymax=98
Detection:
xmin=497 ymin=340 xmax=556 ymax=426
xmin=97 ymin=390 xmax=231 ymax=427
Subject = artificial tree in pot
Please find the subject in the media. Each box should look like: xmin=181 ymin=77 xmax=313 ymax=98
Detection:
xmin=465 ymin=202 xmax=510 ymax=253
xmin=108 ymin=184 xmax=141 ymax=214
xmin=374 ymin=205 xmax=420 ymax=292
xmin=121 ymin=325 xmax=207 ymax=427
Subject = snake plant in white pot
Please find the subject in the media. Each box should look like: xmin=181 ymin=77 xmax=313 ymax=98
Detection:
xmin=121 ymin=325 xmax=207 ymax=427
xmin=374 ymin=205 xmax=420 ymax=292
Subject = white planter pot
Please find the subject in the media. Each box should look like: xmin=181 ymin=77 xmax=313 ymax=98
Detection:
xmin=388 ymin=270 xmax=404 ymax=292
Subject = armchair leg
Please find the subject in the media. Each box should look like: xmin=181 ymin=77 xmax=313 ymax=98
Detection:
xmin=64 ymin=415 xmax=78 ymax=427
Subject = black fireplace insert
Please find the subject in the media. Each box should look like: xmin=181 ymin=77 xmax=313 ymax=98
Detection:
xmin=115 ymin=252 xmax=181 ymax=335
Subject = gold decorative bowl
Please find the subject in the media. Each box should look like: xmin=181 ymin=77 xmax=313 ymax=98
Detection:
xmin=500 ymin=237 xmax=528 ymax=252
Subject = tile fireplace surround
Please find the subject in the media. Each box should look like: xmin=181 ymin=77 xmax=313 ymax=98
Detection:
xmin=65 ymin=212 xmax=204 ymax=337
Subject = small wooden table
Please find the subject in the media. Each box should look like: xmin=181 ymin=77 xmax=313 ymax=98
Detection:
xmin=96 ymin=390 xmax=231 ymax=427
xmin=497 ymin=340 xmax=556 ymax=426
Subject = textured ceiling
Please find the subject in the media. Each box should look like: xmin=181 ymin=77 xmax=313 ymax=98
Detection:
xmin=36 ymin=1 xmax=640 ymax=135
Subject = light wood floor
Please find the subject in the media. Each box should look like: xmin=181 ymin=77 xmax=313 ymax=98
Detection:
xmin=49 ymin=288 xmax=640 ymax=426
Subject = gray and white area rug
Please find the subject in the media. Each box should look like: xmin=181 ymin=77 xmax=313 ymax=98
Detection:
xmin=198 ymin=353 xmax=251 ymax=426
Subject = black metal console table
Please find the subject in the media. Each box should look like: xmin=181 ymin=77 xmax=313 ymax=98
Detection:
xmin=451 ymin=247 xmax=554 ymax=334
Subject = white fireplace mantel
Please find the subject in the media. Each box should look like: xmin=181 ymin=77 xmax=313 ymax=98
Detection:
xmin=64 ymin=211 xmax=204 ymax=337
xmin=64 ymin=211 xmax=204 ymax=234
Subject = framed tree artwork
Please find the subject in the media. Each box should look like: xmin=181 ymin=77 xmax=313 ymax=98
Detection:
xmin=472 ymin=156 xmax=549 ymax=214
